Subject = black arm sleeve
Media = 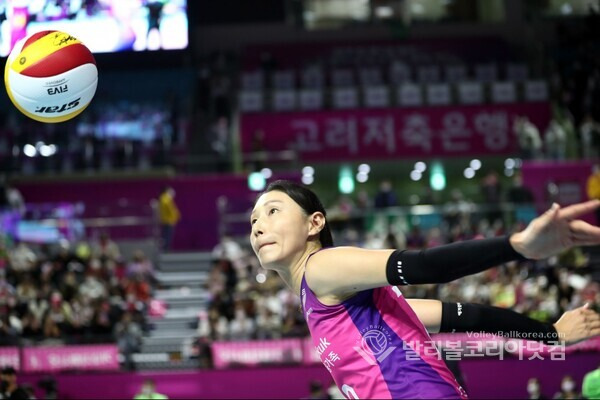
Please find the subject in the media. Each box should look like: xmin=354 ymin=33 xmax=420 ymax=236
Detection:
xmin=386 ymin=236 xmax=527 ymax=285
xmin=439 ymin=302 xmax=560 ymax=344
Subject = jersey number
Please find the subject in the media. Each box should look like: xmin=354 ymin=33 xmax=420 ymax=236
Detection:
xmin=342 ymin=384 xmax=359 ymax=399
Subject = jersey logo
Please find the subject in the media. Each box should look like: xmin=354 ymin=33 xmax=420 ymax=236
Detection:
xmin=397 ymin=260 xmax=408 ymax=285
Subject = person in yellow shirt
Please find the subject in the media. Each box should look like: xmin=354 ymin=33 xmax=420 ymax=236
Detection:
xmin=587 ymin=164 xmax=600 ymax=225
xmin=158 ymin=186 xmax=180 ymax=251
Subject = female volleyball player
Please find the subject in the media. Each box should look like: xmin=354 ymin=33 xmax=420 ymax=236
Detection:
xmin=249 ymin=180 xmax=600 ymax=399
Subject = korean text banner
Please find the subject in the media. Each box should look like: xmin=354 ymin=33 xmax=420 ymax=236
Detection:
xmin=0 ymin=348 xmax=20 ymax=370
xmin=22 ymin=345 xmax=119 ymax=372
xmin=240 ymin=103 xmax=551 ymax=161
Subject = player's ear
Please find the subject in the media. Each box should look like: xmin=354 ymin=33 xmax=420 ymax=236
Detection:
xmin=308 ymin=212 xmax=326 ymax=237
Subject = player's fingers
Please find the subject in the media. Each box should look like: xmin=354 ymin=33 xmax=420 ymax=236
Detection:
xmin=560 ymin=200 xmax=600 ymax=220
xmin=570 ymin=220 xmax=600 ymax=235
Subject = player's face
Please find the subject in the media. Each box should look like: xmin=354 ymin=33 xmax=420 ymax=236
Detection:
xmin=250 ymin=191 xmax=311 ymax=269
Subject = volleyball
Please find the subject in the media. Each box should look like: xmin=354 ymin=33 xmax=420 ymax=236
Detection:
xmin=4 ymin=30 xmax=98 ymax=123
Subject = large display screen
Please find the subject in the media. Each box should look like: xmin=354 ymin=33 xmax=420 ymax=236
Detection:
xmin=0 ymin=0 xmax=188 ymax=56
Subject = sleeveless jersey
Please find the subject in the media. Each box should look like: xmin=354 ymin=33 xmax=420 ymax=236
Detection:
xmin=300 ymin=274 xmax=468 ymax=399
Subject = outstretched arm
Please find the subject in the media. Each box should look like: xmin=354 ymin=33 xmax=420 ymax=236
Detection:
xmin=306 ymin=200 xmax=600 ymax=298
xmin=406 ymin=299 xmax=600 ymax=345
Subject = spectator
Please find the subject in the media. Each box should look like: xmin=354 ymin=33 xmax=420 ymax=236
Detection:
xmin=51 ymin=241 xmax=83 ymax=288
xmin=126 ymin=250 xmax=156 ymax=283
xmin=580 ymin=114 xmax=600 ymax=159
xmin=0 ymin=176 xmax=23 ymax=214
xmin=79 ymin=273 xmax=107 ymax=301
xmin=526 ymin=377 xmax=546 ymax=399
xmin=211 ymin=236 xmax=243 ymax=263
xmin=3 ymin=181 xmax=25 ymax=216
xmin=327 ymin=381 xmax=345 ymax=399
xmin=16 ymin=274 xmax=37 ymax=303
xmin=209 ymin=117 xmax=231 ymax=172
xmin=114 ymin=312 xmax=142 ymax=371
xmin=544 ymin=119 xmax=567 ymax=160
xmin=507 ymin=172 xmax=535 ymax=204
xmin=255 ymin=306 xmax=281 ymax=340
xmin=443 ymin=189 xmax=473 ymax=230
xmin=158 ymin=186 xmax=180 ymax=251
xmin=374 ymin=180 xmax=397 ymax=209
xmin=228 ymin=302 xmax=255 ymax=341
xmin=480 ymin=170 xmax=503 ymax=225
xmin=92 ymin=232 xmax=121 ymax=267
xmin=0 ymin=310 xmax=21 ymax=346
xmin=134 ymin=379 xmax=168 ymax=400
xmin=43 ymin=292 xmax=72 ymax=341
xmin=91 ymin=300 xmax=113 ymax=339
xmin=514 ymin=116 xmax=543 ymax=160
xmin=406 ymin=226 xmax=426 ymax=250
xmin=0 ymin=366 xmax=29 ymax=400
xmin=21 ymin=310 xmax=44 ymax=341
xmin=59 ymin=270 xmax=79 ymax=303
xmin=553 ymin=375 xmax=578 ymax=399
xmin=124 ymin=275 xmax=152 ymax=305
xmin=582 ymin=363 xmax=600 ymax=399
xmin=206 ymin=306 xmax=229 ymax=341
xmin=37 ymin=375 xmax=58 ymax=400
xmin=303 ymin=380 xmax=328 ymax=400
xmin=8 ymin=241 xmax=37 ymax=276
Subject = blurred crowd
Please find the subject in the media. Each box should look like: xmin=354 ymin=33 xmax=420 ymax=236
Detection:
xmin=0 ymin=232 xmax=157 ymax=369
xmin=0 ymin=98 xmax=187 ymax=176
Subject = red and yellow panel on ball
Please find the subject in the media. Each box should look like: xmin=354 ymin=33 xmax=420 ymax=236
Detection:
xmin=4 ymin=30 xmax=98 ymax=123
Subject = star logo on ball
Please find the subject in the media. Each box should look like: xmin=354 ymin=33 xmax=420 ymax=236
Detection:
xmin=5 ymin=30 xmax=97 ymax=123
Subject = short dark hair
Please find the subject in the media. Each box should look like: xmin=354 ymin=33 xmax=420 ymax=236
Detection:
xmin=1 ymin=366 xmax=16 ymax=375
xmin=261 ymin=180 xmax=334 ymax=248
xmin=309 ymin=380 xmax=323 ymax=393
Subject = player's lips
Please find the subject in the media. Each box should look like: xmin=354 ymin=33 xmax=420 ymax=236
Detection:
xmin=258 ymin=242 xmax=275 ymax=251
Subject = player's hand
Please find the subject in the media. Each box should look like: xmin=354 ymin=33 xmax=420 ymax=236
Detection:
xmin=509 ymin=200 xmax=600 ymax=259
xmin=553 ymin=303 xmax=600 ymax=345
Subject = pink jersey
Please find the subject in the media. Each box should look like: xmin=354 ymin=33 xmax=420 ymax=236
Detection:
xmin=301 ymin=274 xmax=468 ymax=399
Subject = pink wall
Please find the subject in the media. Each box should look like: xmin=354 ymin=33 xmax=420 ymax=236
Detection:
xmin=16 ymin=353 xmax=600 ymax=399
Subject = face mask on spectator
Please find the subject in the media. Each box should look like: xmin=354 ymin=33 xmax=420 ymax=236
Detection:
xmin=142 ymin=385 xmax=153 ymax=395
xmin=527 ymin=382 xmax=539 ymax=394
xmin=562 ymin=380 xmax=575 ymax=392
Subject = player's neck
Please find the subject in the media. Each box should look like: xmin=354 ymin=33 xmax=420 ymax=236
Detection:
xmin=277 ymin=241 xmax=322 ymax=296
